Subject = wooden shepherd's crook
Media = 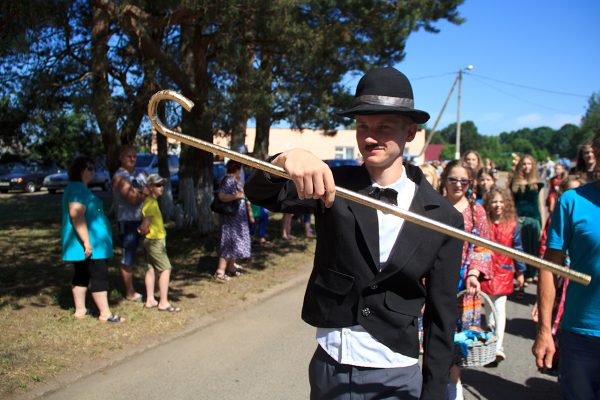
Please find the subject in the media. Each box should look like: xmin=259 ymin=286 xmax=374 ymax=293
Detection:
xmin=147 ymin=90 xmax=591 ymax=286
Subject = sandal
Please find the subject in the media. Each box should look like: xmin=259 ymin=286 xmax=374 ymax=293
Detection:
xmin=233 ymin=263 xmax=246 ymax=271
xmin=99 ymin=314 xmax=126 ymax=323
xmin=158 ymin=305 xmax=181 ymax=313
xmin=226 ymin=268 xmax=242 ymax=277
xmin=213 ymin=273 xmax=231 ymax=282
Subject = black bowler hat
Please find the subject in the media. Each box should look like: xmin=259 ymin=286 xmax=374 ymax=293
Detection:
xmin=338 ymin=67 xmax=430 ymax=124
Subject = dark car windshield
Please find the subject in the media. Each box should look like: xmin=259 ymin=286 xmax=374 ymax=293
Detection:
xmin=135 ymin=154 xmax=154 ymax=169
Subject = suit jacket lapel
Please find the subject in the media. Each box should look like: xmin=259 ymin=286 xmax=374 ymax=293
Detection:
xmin=373 ymin=166 xmax=440 ymax=283
xmin=345 ymin=166 xmax=380 ymax=270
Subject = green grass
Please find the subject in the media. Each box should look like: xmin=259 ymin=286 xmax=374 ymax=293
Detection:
xmin=0 ymin=191 xmax=314 ymax=396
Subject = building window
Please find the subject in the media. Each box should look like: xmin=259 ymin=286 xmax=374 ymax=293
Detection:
xmin=335 ymin=146 xmax=354 ymax=159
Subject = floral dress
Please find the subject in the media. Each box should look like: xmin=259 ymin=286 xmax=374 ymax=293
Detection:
xmin=457 ymin=202 xmax=493 ymax=332
xmin=218 ymin=175 xmax=251 ymax=259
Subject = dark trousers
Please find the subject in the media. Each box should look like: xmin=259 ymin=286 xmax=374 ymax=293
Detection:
xmin=559 ymin=331 xmax=600 ymax=400
xmin=309 ymin=345 xmax=422 ymax=400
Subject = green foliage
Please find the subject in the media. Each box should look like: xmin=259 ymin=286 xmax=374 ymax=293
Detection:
xmin=430 ymin=116 xmax=595 ymax=169
xmin=581 ymin=92 xmax=600 ymax=139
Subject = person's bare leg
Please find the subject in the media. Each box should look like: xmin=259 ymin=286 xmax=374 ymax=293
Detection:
xmin=120 ymin=264 xmax=138 ymax=299
xmin=91 ymin=291 xmax=112 ymax=320
xmin=157 ymin=270 xmax=171 ymax=309
xmin=72 ymin=286 xmax=87 ymax=317
xmin=449 ymin=365 xmax=460 ymax=384
xmin=144 ymin=268 xmax=158 ymax=308
xmin=280 ymin=213 xmax=290 ymax=239
xmin=215 ymin=257 xmax=228 ymax=277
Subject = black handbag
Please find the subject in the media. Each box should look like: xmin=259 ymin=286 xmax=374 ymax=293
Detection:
xmin=210 ymin=195 xmax=239 ymax=216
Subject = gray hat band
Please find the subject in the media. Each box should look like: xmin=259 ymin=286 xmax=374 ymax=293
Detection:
xmin=355 ymin=95 xmax=414 ymax=110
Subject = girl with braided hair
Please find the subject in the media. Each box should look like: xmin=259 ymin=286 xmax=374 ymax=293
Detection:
xmin=440 ymin=160 xmax=493 ymax=400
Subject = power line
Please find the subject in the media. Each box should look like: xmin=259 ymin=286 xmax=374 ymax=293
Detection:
xmin=411 ymin=71 xmax=456 ymax=81
xmin=465 ymin=72 xmax=588 ymax=98
xmin=467 ymin=74 xmax=566 ymax=113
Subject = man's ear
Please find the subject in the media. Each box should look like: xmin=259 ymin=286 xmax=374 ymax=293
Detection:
xmin=405 ymin=123 xmax=418 ymax=143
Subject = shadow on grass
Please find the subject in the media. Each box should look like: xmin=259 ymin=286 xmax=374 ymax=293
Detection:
xmin=1 ymin=192 xmax=312 ymax=311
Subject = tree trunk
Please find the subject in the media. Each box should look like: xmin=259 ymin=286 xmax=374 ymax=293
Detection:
xmin=156 ymin=101 xmax=175 ymax=221
xmin=90 ymin=1 xmax=119 ymax=175
xmin=254 ymin=108 xmax=271 ymax=160
xmin=229 ymin=47 xmax=255 ymax=149
xmin=178 ymin=24 xmax=214 ymax=234
xmin=253 ymin=54 xmax=274 ymax=160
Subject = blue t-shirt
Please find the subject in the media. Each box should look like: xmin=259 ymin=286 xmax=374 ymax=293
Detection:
xmin=547 ymin=182 xmax=600 ymax=337
xmin=61 ymin=182 xmax=114 ymax=261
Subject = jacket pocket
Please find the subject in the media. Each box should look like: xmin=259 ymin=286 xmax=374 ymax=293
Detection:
xmin=384 ymin=292 xmax=423 ymax=317
xmin=314 ymin=268 xmax=355 ymax=296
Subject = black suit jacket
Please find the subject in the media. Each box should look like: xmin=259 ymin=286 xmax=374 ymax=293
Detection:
xmin=245 ymin=163 xmax=463 ymax=400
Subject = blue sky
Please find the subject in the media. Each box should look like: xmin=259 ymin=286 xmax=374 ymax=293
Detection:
xmin=344 ymin=0 xmax=600 ymax=136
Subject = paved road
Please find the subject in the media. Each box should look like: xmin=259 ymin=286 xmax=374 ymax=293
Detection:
xmin=37 ymin=276 xmax=559 ymax=400
xmin=462 ymin=286 xmax=560 ymax=400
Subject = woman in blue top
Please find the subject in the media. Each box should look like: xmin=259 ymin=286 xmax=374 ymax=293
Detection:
xmin=62 ymin=156 xmax=124 ymax=323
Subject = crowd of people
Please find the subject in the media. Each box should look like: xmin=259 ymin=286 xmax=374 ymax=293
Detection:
xmin=416 ymin=142 xmax=599 ymax=399
xmin=59 ymin=66 xmax=599 ymax=399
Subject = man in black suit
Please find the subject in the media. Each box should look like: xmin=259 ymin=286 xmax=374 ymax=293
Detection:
xmin=245 ymin=67 xmax=464 ymax=400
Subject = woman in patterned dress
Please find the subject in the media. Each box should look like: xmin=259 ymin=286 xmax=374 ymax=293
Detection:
xmin=213 ymin=161 xmax=251 ymax=281
xmin=441 ymin=160 xmax=493 ymax=400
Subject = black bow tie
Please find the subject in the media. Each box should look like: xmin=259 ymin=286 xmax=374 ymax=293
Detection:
xmin=365 ymin=187 xmax=398 ymax=206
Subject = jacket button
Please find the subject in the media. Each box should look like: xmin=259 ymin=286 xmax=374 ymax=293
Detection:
xmin=361 ymin=307 xmax=371 ymax=317
xmin=370 ymin=284 xmax=378 ymax=290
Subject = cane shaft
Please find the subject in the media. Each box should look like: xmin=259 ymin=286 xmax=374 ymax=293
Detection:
xmin=148 ymin=90 xmax=591 ymax=286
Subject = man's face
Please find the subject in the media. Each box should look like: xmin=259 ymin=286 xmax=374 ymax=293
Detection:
xmin=356 ymin=114 xmax=416 ymax=169
xmin=119 ymin=150 xmax=137 ymax=170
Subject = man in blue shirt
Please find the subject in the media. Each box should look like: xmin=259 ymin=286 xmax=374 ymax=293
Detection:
xmin=533 ymin=130 xmax=600 ymax=399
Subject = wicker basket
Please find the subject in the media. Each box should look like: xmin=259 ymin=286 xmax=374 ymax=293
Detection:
xmin=454 ymin=290 xmax=498 ymax=367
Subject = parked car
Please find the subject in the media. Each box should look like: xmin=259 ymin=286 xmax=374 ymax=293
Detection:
xmin=170 ymin=161 xmax=226 ymax=196
xmin=134 ymin=153 xmax=179 ymax=176
xmin=43 ymin=166 xmax=111 ymax=194
xmin=323 ymin=159 xmax=361 ymax=168
xmin=0 ymin=163 xmax=58 ymax=193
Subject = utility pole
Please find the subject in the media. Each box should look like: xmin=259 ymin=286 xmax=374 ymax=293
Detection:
xmin=455 ymin=65 xmax=473 ymax=160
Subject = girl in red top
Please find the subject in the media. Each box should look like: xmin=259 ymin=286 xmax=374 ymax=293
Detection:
xmin=481 ymin=187 xmax=526 ymax=363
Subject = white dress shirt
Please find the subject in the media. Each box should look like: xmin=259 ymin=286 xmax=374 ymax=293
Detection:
xmin=317 ymin=167 xmax=418 ymax=368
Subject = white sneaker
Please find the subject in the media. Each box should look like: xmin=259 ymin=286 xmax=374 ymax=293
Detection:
xmin=446 ymin=381 xmax=464 ymax=400
xmin=496 ymin=350 xmax=506 ymax=362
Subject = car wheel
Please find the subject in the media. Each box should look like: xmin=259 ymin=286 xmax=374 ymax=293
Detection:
xmin=25 ymin=181 xmax=36 ymax=193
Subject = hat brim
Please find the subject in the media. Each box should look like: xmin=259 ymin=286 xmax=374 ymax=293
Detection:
xmin=337 ymin=104 xmax=430 ymax=124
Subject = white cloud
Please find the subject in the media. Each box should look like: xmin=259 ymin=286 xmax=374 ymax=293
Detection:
xmin=515 ymin=113 xmax=543 ymax=126
xmin=512 ymin=112 xmax=582 ymax=130
xmin=479 ymin=112 xmax=503 ymax=123
xmin=551 ymin=113 xmax=581 ymax=128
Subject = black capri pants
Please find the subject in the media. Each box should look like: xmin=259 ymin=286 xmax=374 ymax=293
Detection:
xmin=72 ymin=259 xmax=109 ymax=293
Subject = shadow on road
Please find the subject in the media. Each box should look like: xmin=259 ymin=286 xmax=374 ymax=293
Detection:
xmin=506 ymin=317 xmax=537 ymax=340
xmin=463 ymin=368 xmax=559 ymax=400
xmin=508 ymin=290 xmax=537 ymax=306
